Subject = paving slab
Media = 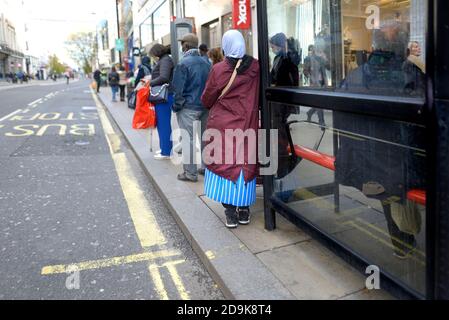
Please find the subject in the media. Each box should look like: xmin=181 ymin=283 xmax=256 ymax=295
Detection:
xmin=256 ymin=240 xmax=369 ymax=300
xmin=201 ymin=196 xmax=311 ymax=254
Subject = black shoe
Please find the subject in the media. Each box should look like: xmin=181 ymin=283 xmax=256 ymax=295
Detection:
xmin=198 ymin=168 xmax=205 ymax=176
xmin=237 ymin=207 xmax=251 ymax=225
xmin=225 ymin=208 xmax=238 ymax=229
xmin=177 ymin=172 xmax=198 ymax=182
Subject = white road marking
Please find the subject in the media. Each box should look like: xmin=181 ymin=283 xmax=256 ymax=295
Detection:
xmin=28 ymin=98 xmax=42 ymax=106
xmin=0 ymin=109 xmax=23 ymax=122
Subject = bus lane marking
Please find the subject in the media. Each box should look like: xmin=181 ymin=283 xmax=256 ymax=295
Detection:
xmin=41 ymin=88 xmax=191 ymax=300
xmin=0 ymin=109 xmax=24 ymax=122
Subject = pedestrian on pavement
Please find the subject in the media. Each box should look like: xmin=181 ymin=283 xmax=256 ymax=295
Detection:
xmin=64 ymin=71 xmax=70 ymax=85
xmin=117 ymin=64 xmax=127 ymax=102
xmin=149 ymin=44 xmax=175 ymax=160
xmin=93 ymin=69 xmax=101 ymax=93
xmin=135 ymin=56 xmax=152 ymax=87
xmin=201 ymin=29 xmax=260 ymax=228
xmin=108 ymin=66 xmax=120 ymax=102
xmin=172 ymin=33 xmax=211 ymax=181
xmin=17 ymin=70 xmax=24 ymax=84
xmin=208 ymin=47 xmax=224 ymax=65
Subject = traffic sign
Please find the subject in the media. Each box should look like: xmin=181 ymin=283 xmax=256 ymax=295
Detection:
xmin=116 ymin=38 xmax=125 ymax=52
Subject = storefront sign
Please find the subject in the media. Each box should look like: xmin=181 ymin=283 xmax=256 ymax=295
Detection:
xmin=232 ymin=0 xmax=251 ymax=30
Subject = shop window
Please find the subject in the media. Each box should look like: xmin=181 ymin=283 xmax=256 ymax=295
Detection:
xmin=140 ymin=15 xmax=153 ymax=48
xmin=153 ymin=0 xmax=171 ymax=45
xmin=267 ymin=0 xmax=427 ymax=98
xmin=271 ymin=101 xmax=427 ymax=295
xmin=202 ymin=20 xmax=220 ymax=49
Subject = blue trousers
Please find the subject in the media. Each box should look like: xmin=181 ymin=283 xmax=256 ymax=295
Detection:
xmin=155 ymin=94 xmax=174 ymax=156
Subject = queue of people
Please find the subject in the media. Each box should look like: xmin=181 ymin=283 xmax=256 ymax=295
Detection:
xmin=95 ymin=30 xmax=259 ymax=229
xmin=95 ymin=18 xmax=427 ymax=235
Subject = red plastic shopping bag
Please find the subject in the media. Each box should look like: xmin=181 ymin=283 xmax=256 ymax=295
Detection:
xmin=132 ymin=80 xmax=156 ymax=129
xmin=132 ymin=81 xmax=156 ymax=129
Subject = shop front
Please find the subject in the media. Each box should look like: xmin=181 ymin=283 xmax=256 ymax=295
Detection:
xmin=257 ymin=0 xmax=449 ymax=299
xmin=188 ymin=0 xmax=257 ymax=57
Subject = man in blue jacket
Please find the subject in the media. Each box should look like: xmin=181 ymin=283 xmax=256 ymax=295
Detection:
xmin=172 ymin=33 xmax=211 ymax=182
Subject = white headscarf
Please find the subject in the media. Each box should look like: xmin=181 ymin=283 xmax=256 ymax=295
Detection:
xmin=222 ymin=30 xmax=246 ymax=58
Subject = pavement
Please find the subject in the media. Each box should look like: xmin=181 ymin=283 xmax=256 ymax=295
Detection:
xmin=96 ymin=86 xmax=395 ymax=300
xmin=0 ymin=79 xmax=224 ymax=299
xmin=0 ymin=78 xmax=79 ymax=91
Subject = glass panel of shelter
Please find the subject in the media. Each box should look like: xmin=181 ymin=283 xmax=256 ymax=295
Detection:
xmin=267 ymin=0 xmax=427 ymax=98
xmin=270 ymin=100 xmax=426 ymax=295
xmin=266 ymin=0 xmax=428 ymax=295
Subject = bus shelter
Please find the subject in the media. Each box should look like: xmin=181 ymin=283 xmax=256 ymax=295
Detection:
xmin=257 ymin=0 xmax=449 ymax=299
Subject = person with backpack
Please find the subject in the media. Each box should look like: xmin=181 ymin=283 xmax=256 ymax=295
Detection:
xmin=93 ymin=69 xmax=101 ymax=93
xmin=135 ymin=56 xmax=152 ymax=87
xmin=108 ymin=67 xmax=120 ymax=102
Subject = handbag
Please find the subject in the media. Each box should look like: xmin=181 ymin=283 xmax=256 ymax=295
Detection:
xmin=128 ymin=90 xmax=137 ymax=109
xmin=148 ymin=83 xmax=169 ymax=104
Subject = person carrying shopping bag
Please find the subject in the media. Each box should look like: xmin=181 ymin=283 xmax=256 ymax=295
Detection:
xmin=201 ymin=30 xmax=260 ymax=228
xmin=148 ymin=44 xmax=175 ymax=160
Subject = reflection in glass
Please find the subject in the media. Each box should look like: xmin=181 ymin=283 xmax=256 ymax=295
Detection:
xmin=267 ymin=0 xmax=427 ymax=97
xmin=271 ymin=102 xmax=426 ymax=294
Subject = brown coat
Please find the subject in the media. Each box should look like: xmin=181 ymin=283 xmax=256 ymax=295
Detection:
xmin=201 ymin=56 xmax=260 ymax=183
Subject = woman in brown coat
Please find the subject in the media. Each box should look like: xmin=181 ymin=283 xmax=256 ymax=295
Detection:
xmin=201 ymin=30 xmax=260 ymax=228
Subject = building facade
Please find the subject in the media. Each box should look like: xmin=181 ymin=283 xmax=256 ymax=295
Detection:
xmin=0 ymin=0 xmax=26 ymax=78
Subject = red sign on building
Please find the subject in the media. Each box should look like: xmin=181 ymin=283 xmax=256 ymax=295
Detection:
xmin=232 ymin=0 xmax=251 ymax=30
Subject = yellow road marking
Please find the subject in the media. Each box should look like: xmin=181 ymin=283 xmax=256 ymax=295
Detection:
xmin=342 ymin=221 xmax=425 ymax=266
xmin=91 ymin=89 xmax=190 ymax=300
xmin=93 ymin=92 xmax=166 ymax=248
xmin=112 ymin=153 xmax=167 ymax=248
xmin=41 ymin=250 xmax=180 ymax=275
xmin=165 ymin=262 xmax=190 ymax=300
xmin=148 ymin=264 xmax=169 ymax=300
xmin=354 ymin=218 xmax=425 ymax=257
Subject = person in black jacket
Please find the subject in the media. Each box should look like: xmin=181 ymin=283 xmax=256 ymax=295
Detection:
xmin=269 ymin=33 xmax=300 ymax=180
xmin=149 ymin=44 xmax=175 ymax=160
xmin=108 ymin=67 xmax=120 ymax=102
xmin=134 ymin=56 xmax=152 ymax=87
xmin=93 ymin=69 xmax=101 ymax=93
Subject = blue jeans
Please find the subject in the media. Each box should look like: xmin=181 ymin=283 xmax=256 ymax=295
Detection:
xmin=111 ymin=85 xmax=119 ymax=101
xmin=155 ymin=94 xmax=174 ymax=156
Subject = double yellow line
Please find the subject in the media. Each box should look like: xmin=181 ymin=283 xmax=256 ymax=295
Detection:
xmin=41 ymin=90 xmax=191 ymax=300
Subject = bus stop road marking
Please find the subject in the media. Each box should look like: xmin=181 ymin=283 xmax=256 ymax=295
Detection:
xmin=41 ymin=250 xmax=182 ymax=275
xmin=0 ymin=110 xmax=23 ymax=122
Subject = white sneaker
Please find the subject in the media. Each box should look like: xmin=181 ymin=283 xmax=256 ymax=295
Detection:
xmin=154 ymin=154 xmax=170 ymax=160
xmin=155 ymin=150 xmax=162 ymax=155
